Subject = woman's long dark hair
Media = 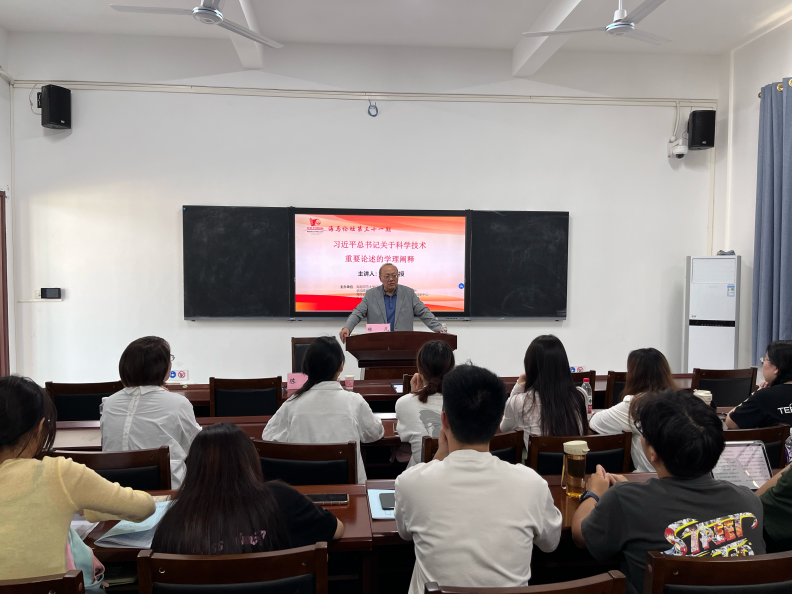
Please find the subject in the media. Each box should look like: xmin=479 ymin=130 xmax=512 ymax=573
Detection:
xmin=0 ymin=375 xmax=56 ymax=458
xmin=767 ymin=340 xmax=792 ymax=386
xmin=521 ymin=335 xmax=588 ymax=436
xmin=624 ymin=348 xmax=678 ymax=418
xmin=151 ymin=423 xmax=289 ymax=555
xmin=292 ymin=337 xmax=345 ymax=399
xmin=413 ymin=341 xmax=455 ymax=404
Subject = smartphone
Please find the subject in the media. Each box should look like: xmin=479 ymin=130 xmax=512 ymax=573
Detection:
xmin=306 ymin=493 xmax=349 ymax=506
xmin=379 ymin=492 xmax=396 ymax=510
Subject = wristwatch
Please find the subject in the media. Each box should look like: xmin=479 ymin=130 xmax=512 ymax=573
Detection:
xmin=579 ymin=491 xmax=600 ymax=504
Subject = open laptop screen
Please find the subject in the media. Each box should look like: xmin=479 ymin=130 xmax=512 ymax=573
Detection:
xmin=711 ymin=440 xmax=773 ymax=491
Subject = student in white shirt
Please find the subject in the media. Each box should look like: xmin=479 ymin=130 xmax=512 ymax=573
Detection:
xmin=501 ymin=334 xmax=588 ymax=454
xmin=261 ymin=337 xmax=383 ymax=483
xmin=588 ymin=348 xmax=678 ymax=472
xmin=395 ymin=340 xmax=455 ymax=467
xmin=101 ymin=336 xmax=201 ymax=488
xmin=395 ymin=364 xmax=562 ymax=594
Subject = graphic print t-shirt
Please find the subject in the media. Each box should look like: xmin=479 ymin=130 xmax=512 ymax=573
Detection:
xmin=729 ymin=384 xmax=792 ymax=429
xmin=581 ymin=475 xmax=765 ymax=594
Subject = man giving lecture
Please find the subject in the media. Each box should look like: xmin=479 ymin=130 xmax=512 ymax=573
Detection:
xmin=339 ymin=264 xmax=443 ymax=343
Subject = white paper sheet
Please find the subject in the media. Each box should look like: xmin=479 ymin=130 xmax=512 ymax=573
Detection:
xmin=94 ymin=501 xmax=171 ymax=549
xmin=367 ymin=489 xmax=396 ymax=520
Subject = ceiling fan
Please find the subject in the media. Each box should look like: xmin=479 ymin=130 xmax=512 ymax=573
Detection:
xmin=522 ymin=0 xmax=670 ymax=45
xmin=110 ymin=0 xmax=283 ymax=48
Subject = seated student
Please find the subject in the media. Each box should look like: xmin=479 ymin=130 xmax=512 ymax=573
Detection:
xmin=589 ymin=348 xmax=677 ymax=472
xmin=101 ymin=336 xmax=201 ymax=488
xmin=0 ymin=375 xmax=155 ymax=580
xmin=501 ymin=335 xmax=588 ymax=454
xmin=262 ymin=336 xmax=384 ymax=483
xmin=573 ymin=390 xmax=765 ymax=594
xmin=395 ymin=364 xmax=562 ymax=594
xmin=726 ymin=340 xmax=792 ymax=429
xmin=395 ymin=340 xmax=455 ymax=467
xmin=757 ymin=462 xmax=792 ymax=552
xmin=152 ymin=423 xmax=343 ymax=554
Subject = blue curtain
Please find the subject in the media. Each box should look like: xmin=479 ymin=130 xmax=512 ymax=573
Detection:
xmin=753 ymin=78 xmax=792 ymax=364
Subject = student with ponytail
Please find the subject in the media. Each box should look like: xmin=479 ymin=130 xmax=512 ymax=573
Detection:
xmin=261 ymin=337 xmax=383 ymax=483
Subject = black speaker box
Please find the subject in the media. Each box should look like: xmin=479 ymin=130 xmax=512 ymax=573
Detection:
xmin=39 ymin=84 xmax=71 ymax=130
xmin=687 ymin=110 xmax=715 ymax=150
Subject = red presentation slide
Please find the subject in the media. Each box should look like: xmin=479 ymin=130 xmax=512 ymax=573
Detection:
xmin=294 ymin=213 xmax=466 ymax=313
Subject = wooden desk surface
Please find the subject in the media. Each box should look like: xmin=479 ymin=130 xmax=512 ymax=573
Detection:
xmin=366 ymin=473 xmax=657 ymax=546
xmin=86 ymin=484 xmax=372 ymax=562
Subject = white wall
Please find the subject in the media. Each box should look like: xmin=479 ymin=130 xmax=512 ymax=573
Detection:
xmin=6 ymin=33 xmax=723 ymax=384
xmin=726 ymin=17 xmax=792 ymax=367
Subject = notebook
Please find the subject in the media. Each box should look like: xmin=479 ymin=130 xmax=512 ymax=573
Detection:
xmin=367 ymin=489 xmax=396 ymax=520
xmin=711 ymin=441 xmax=773 ymax=491
xmin=94 ymin=501 xmax=171 ymax=549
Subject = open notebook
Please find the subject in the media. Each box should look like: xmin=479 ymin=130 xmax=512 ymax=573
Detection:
xmin=94 ymin=501 xmax=171 ymax=549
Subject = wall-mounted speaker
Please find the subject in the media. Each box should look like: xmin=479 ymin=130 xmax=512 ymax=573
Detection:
xmin=38 ymin=84 xmax=71 ymax=130
xmin=688 ymin=110 xmax=715 ymax=150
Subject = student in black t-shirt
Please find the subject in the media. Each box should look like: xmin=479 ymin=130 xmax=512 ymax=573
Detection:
xmin=572 ymin=390 xmax=764 ymax=594
xmin=152 ymin=423 xmax=343 ymax=554
xmin=726 ymin=340 xmax=792 ymax=429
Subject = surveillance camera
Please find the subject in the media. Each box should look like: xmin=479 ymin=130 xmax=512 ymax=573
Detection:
xmin=668 ymin=135 xmax=689 ymax=160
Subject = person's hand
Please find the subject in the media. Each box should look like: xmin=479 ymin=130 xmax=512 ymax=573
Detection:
xmin=586 ymin=464 xmax=610 ymax=498
xmin=410 ymin=373 xmax=423 ymax=393
xmin=517 ymin=373 xmax=527 ymax=388
xmin=339 ymin=328 xmax=350 ymax=343
xmin=759 ymin=381 xmax=770 ymax=389
xmin=433 ymin=427 xmax=450 ymax=461
xmin=607 ymin=473 xmax=628 ymax=485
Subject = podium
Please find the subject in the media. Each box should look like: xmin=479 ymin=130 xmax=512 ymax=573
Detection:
xmin=345 ymin=331 xmax=458 ymax=380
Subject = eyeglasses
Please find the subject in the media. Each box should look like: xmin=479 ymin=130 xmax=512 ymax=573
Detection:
xmin=170 ymin=354 xmax=175 ymax=362
xmin=382 ymin=274 xmax=398 ymax=280
xmin=760 ymin=356 xmax=770 ymax=364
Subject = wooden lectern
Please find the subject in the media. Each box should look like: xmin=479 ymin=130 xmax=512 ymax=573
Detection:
xmin=345 ymin=331 xmax=458 ymax=380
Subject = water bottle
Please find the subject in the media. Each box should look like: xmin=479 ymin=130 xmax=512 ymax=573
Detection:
xmin=582 ymin=378 xmax=593 ymax=420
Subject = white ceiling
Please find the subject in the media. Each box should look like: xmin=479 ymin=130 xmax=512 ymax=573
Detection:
xmin=0 ymin=0 xmax=790 ymax=55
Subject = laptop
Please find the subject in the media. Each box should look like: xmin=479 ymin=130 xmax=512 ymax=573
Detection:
xmin=711 ymin=440 xmax=773 ymax=491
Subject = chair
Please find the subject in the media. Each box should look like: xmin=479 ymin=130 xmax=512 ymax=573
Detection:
xmin=604 ymin=372 xmax=627 ymax=408
xmin=403 ymin=373 xmax=413 ymax=395
xmin=692 ymin=367 xmax=759 ymax=408
xmin=253 ymin=440 xmax=357 ymax=485
xmin=292 ymin=337 xmax=320 ymax=374
xmin=644 ymin=549 xmax=792 ymax=593
xmin=138 ymin=543 xmax=328 ymax=594
xmin=209 ymin=377 xmax=282 ymax=417
xmin=527 ymin=433 xmax=632 ymax=475
xmin=424 ymin=570 xmax=626 ymax=593
xmin=723 ymin=424 xmax=791 ymax=468
xmin=0 ymin=570 xmax=85 ymax=594
xmin=45 ymin=380 xmax=124 ymax=421
xmin=421 ymin=430 xmax=524 ymax=464
xmin=51 ymin=446 xmax=171 ymax=490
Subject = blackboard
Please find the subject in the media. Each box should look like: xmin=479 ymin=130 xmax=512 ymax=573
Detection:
xmin=183 ymin=206 xmax=290 ymax=319
xmin=470 ymin=211 xmax=568 ymax=318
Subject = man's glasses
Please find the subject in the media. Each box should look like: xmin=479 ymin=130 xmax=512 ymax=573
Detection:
xmin=382 ymin=274 xmax=398 ymax=280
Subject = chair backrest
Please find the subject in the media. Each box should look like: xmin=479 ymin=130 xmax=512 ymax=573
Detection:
xmin=692 ymin=367 xmax=759 ymax=408
xmin=0 ymin=570 xmax=85 ymax=594
xmin=644 ymin=550 xmax=792 ymax=593
xmin=420 ymin=430 xmax=524 ymax=464
xmin=423 ymin=570 xmax=626 ymax=593
xmin=209 ymin=377 xmax=282 ymax=417
xmin=723 ymin=424 xmax=791 ymax=468
xmin=252 ymin=440 xmax=357 ymax=485
xmin=137 ymin=543 xmax=328 ymax=594
xmin=292 ymin=338 xmax=320 ymax=374
xmin=403 ymin=374 xmax=413 ymax=395
xmin=604 ymin=372 xmax=627 ymax=408
xmin=527 ymin=433 xmax=632 ymax=475
xmin=45 ymin=380 xmax=124 ymax=421
xmin=51 ymin=446 xmax=171 ymax=490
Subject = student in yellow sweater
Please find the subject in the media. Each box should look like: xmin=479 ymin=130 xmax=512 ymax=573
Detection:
xmin=0 ymin=375 xmax=155 ymax=580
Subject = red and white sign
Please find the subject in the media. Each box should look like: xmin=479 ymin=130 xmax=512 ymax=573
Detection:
xmin=366 ymin=324 xmax=391 ymax=333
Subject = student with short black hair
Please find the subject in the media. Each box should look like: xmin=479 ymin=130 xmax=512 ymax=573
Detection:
xmin=262 ymin=336 xmax=383 ymax=483
xmin=101 ymin=336 xmax=201 ymax=488
xmin=395 ymin=364 xmax=562 ymax=594
xmin=152 ymin=423 xmax=342 ymax=555
xmin=726 ymin=340 xmax=792 ymax=429
xmin=0 ymin=375 xmax=154 ymax=580
xmin=573 ymin=390 xmax=765 ymax=594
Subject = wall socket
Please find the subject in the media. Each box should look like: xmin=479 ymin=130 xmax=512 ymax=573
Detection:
xmin=35 ymin=290 xmax=41 ymax=299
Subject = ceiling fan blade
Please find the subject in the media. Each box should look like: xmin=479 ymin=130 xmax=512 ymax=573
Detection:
xmin=621 ymin=28 xmax=670 ymax=45
xmin=522 ymin=27 xmax=606 ymax=38
xmin=218 ymin=18 xmax=283 ymax=48
xmin=624 ymin=0 xmax=666 ymax=24
xmin=110 ymin=5 xmax=193 ymax=15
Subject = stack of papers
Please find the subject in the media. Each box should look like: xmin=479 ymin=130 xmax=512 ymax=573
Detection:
xmin=70 ymin=514 xmax=99 ymax=541
xmin=94 ymin=501 xmax=171 ymax=549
